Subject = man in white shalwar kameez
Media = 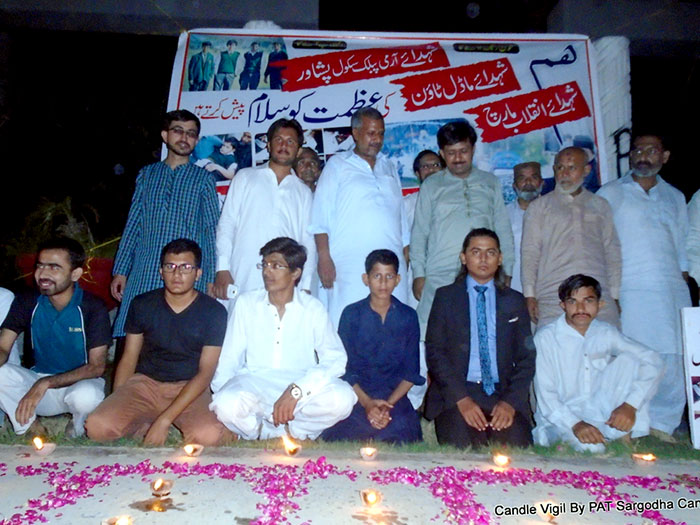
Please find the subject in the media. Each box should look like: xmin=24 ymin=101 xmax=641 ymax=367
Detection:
xmin=213 ymin=119 xmax=315 ymax=307
xmin=210 ymin=237 xmax=356 ymax=440
xmin=597 ymin=134 xmax=690 ymax=440
xmin=310 ymin=107 xmax=409 ymax=328
xmin=534 ymin=275 xmax=662 ymax=453
xmin=687 ymin=189 xmax=700 ymax=283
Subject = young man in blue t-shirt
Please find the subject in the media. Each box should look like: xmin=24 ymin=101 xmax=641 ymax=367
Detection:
xmin=0 ymin=237 xmax=111 ymax=436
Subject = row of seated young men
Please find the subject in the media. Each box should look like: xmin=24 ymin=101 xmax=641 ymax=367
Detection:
xmin=0 ymin=232 xmax=662 ymax=453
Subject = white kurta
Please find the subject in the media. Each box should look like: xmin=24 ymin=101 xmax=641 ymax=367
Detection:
xmin=0 ymin=288 xmax=20 ymax=365
xmin=403 ymin=191 xmax=420 ymax=309
xmin=598 ymin=174 xmax=691 ymax=433
xmin=309 ymin=150 xmax=409 ymax=328
xmin=687 ymin=189 xmax=700 ymax=283
xmin=506 ymin=201 xmax=525 ymax=293
xmin=216 ymin=164 xmax=316 ymax=297
xmin=210 ymin=289 xmax=356 ymax=440
xmin=533 ymin=315 xmax=662 ymax=450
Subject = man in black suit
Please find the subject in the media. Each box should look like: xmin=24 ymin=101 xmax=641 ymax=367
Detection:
xmin=424 ymin=228 xmax=534 ymax=448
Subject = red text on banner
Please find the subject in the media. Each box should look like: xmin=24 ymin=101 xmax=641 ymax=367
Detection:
xmin=391 ymin=59 xmax=520 ymax=111
xmin=465 ymin=82 xmax=591 ymax=143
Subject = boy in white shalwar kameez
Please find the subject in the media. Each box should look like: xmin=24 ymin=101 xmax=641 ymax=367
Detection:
xmin=533 ymin=274 xmax=662 ymax=453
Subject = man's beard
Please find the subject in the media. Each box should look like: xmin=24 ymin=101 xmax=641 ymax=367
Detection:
xmin=555 ymin=180 xmax=584 ymax=195
xmin=631 ymin=163 xmax=659 ymax=178
xmin=516 ymin=187 xmax=542 ymax=202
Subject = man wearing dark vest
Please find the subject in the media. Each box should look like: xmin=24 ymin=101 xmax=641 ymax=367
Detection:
xmin=214 ymin=40 xmax=240 ymax=91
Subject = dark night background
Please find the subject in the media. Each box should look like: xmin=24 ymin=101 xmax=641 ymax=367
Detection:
xmin=0 ymin=2 xmax=697 ymax=289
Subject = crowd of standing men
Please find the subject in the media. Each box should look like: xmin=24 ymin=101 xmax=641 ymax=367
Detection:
xmin=0 ymin=107 xmax=696 ymax=452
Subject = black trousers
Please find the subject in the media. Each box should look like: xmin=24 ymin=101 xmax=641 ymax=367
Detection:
xmin=434 ymin=382 xmax=532 ymax=448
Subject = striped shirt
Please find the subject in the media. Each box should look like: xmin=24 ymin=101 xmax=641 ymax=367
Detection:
xmin=112 ymin=161 xmax=219 ymax=336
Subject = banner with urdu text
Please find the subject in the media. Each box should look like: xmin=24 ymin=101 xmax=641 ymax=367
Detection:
xmin=167 ymin=29 xmax=608 ymax=200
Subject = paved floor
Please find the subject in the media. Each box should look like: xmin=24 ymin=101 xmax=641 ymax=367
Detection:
xmin=1 ymin=444 xmax=699 ymax=524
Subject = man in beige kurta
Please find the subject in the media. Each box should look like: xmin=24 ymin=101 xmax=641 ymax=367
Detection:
xmin=521 ymin=147 xmax=621 ymax=329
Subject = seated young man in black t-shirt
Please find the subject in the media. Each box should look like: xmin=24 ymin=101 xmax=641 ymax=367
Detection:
xmin=86 ymin=239 xmax=232 ymax=446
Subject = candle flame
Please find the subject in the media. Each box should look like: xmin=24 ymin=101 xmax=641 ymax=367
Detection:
xmin=282 ymin=435 xmax=300 ymax=455
xmin=115 ymin=517 xmax=132 ymax=525
xmin=360 ymin=488 xmax=383 ymax=507
xmin=32 ymin=437 xmax=44 ymax=450
xmin=153 ymin=478 xmax=164 ymax=490
xmin=632 ymin=452 xmax=657 ymax=462
xmin=492 ymin=454 xmax=511 ymax=467
xmin=360 ymin=446 xmax=377 ymax=459
xmin=184 ymin=444 xmax=195 ymax=455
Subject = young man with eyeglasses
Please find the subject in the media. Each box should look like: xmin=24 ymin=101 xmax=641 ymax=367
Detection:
xmin=322 ymin=249 xmax=424 ymax=444
xmin=87 ymin=239 xmax=232 ymax=446
xmin=210 ymin=237 xmax=356 ymax=440
xmin=214 ymin=118 xmax=315 ymax=306
xmin=0 ymin=237 xmax=110 ymax=437
xmin=110 ymin=110 xmax=219 ymax=349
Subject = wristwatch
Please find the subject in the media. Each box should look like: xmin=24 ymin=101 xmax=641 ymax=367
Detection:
xmin=289 ymin=383 xmax=302 ymax=400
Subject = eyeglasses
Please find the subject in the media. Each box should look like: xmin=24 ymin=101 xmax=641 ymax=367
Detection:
xmin=169 ymin=127 xmax=199 ymax=139
xmin=257 ymin=261 xmax=290 ymax=271
xmin=630 ymin=147 xmax=661 ymax=158
xmin=161 ymin=263 xmax=198 ymax=274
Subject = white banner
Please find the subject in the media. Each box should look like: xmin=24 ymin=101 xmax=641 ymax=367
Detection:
xmin=681 ymin=307 xmax=700 ymax=449
xmin=167 ymin=28 xmax=608 ymax=199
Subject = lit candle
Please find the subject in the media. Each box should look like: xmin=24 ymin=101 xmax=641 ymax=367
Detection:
xmin=360 ymin=488 xmax=383 ymax=507
xmin=100 ymin=516 xmax=133 ymax=525
xmin=183 ymin=443 xmax=204 ymax=457
xmin=281 ymin=435 xmax=302 ymax=456
xmin=492 ymin=453 xmax=511 ymax=468
xmin=150 ymin=478 xmax=174 ymax=497
xmin=632 ymin=453 xmax=657 ymax=465
xmin=32 ymin=437 xmax=56 ymax=456
xmin=359 ymin=446 xmax=377 ymax=461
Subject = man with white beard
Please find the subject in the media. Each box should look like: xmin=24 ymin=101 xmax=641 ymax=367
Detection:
xmin=521 ymin=147 xmax=621 ymax=328
xmin=506 ymin=162 xmax=544 ymax=293
xmin=598 ymin=134 xmax=690 ymax=442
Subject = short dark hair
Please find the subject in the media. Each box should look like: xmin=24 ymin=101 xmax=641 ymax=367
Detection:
xmin=513 ymin=161 xmax=542 ymax=180
xmin=163 ymin=109 xmax=201 ymax=135
xmin=631 ymin=132 xmax=668 ymax=151
xmin=160 ymin=238 xmax=202 ymax=267
xmin=364 ymin=249 xmax=399 ymax=274
xmin=455 ymin=228 xmax=501 ymax=283
xmin=351 ymin=107 xmax=383 ymax=129
xmin=37 ymin=237 xmax=86 ymax=270
xmin=412 ymin=150 xmax=444 ymax=174
xmin=558 ymin=274 xmax=602 ymax=301
xmin=260 ymin=237 xmax=307 ymax=275
xmin=267 ymin=118 xmax=304 ymax=146
xmin=437 ymin=120 xmax=477 ymax=149
xmin=226 ymin=39 xmax=237 ymax=47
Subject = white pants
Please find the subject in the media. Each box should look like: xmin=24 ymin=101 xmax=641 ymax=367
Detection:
xmin=406 ymin=341 xmax=427 ymax=410
xmin=648 ymin=353 xmax=685 ymax=434
xmin=210 ymin=371 xmax=356 ymax=440
xmin=0 ymin=364 xmax=105 ymax=435
xmin=534 ymin=354 xmax=654 ymax=452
